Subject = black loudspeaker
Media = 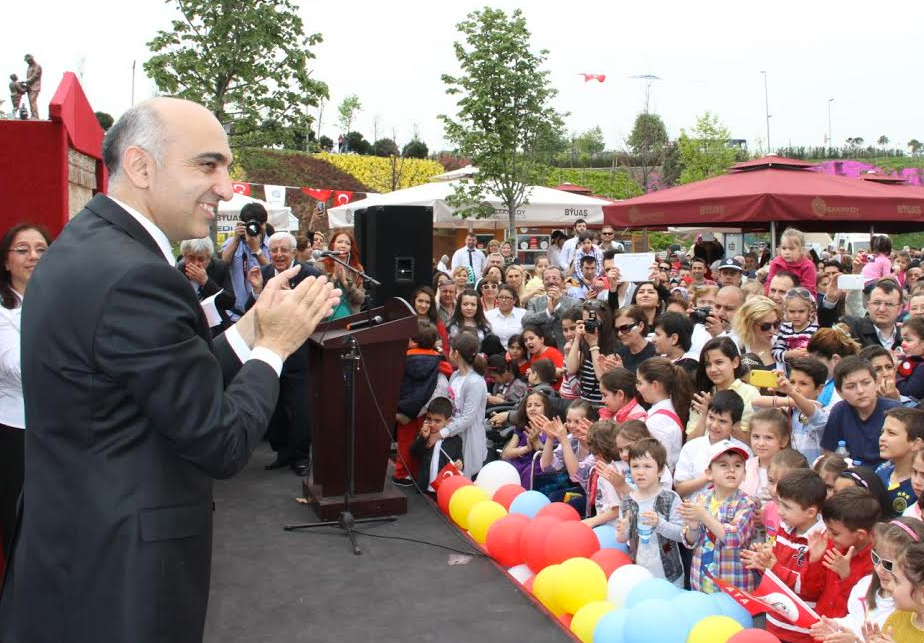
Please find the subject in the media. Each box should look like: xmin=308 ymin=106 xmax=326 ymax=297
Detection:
xmin=354 ymin=205 xmax=433 ymax=307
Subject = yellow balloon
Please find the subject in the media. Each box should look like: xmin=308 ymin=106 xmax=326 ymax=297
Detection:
xmin=570 ymin=600 xmax=615 ymax=643
xmin=467 ymin=500 xmax=508 ymax=544
xmin=687 ymin=615 xmax=744 ymax=643
xmin=532 ymin=564 xmax=565 ymax=617
xmin=448 ymin=485 xmax=489 ymax=529
xmin=554 ymin=557 xmax=608 ymax=615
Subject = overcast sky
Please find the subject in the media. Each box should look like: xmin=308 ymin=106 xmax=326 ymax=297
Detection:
xmin=5 ymin=0 xmax=922 ymax=155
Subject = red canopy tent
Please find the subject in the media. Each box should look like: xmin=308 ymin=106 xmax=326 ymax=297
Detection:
xmin=603 ymin=155 xmax=924 ymax=235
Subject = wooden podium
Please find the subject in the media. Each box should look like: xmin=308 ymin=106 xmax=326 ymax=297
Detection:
xmin=303 ymin=298 xmax=417 ymax=520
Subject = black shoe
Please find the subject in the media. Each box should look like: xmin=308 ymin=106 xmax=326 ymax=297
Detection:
xmin=391 ymin=476 xmax=414 ymax=487
xmin=291 ymin=460 xmax=311 ymax=477
xmin=264 ymin=456 xmax=293 ymax=470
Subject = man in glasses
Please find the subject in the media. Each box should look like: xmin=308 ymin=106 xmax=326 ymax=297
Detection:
xmin=598 ymin=225 xmax=623 ymax=253
xmin=843 ymin=279 xmax=905 ymax=350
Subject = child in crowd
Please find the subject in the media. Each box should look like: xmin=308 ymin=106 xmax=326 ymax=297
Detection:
xmin=815 ymin=453 xmax=851 ymax=497
xmin=754 ymin=357 xmax=830 ymax=464
xmin=762 ymin=448 xmax=811 ymax=539
xmin=559 ymin=308 xmax=584 ymax=400
xmin=506 ymin=333 xmax=528 ymax=377
xmin=688 ymin=337 xmax=759 ymax=442
xmin=676 ymin=390 xmax=752 ymax=499
xmin=741 ymin=408 xmax=790 ymax=503
xmin=637 ymin=357 xmax=692 ymax=471
xmin=582 ymin=420 xmax=622 ymax=527
xmin=441 ymin=333 xmax=488 ymax=477
xmin=394 ymin=322 xmax=451 ymax=485
xmin=860 ymin=234 xmax=894 ymax=287
xmin=766 ymin=227 xmax=818 ymax=298
xmin=772 ymin=288 xmax=819 ymax=367
xmin=880 ymin=541 xmax=924 ymax=640
xmin=810 ymin=518 xmax=924 ymax=642
xmin=860 ymin=344 xmax=920 ymax=409
xmin=410 ymin=398 xmax=463 ymax=493
xmin=616 ymin=439 xmax=686 ymax=587
xmin=490 ymin=358 xmax=561 ymax=428
xmin=536 ymin=400 xmax=598 ymax=507
xmin=501 ymin=391 xmax=553 ymax=489
xmin=807 ymin=327 xmax=861 ymax=411
xmin=821 ymin=356 xmax=902 ymax=470
xmin=894 ymin=250 xmax=911 ymax=289
xmin=681 ymin=440 xmax=760 ymax=593
xmin=598 ymin=367 xmax=648 ymax=423
xmin=906 ymin=449 xmax=924 ymax=519
xmin=743 ymin=469 xmax=828 ymax=643
xmin=803 ymin=487 xmax=880 ymax=618
xmin=609 ymin=420 xmax=674 ymax=494
xmin=834 ymin=467 xmax=895 ymax=519
xmin=485 ymin=354 xmax=528 ymax=407
xmin=897 ymin=316 xmax=924 ymax=400
xmin=876 ymin=407 xmax=924 ymax=517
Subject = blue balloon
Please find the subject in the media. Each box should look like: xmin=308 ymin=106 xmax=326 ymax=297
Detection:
xmin=593 ymin=525 xmax=620 ymax=549
xmin=624 ymin=577 xmax=682 ymax=608
xmin=623 ymin=598 xmax=688 ymax=643
xmin=508 ymin=490 xmax=550 ymax=519
xmin=593 ymin=607 xmax=627 ymax=643
xmin=712 ymin=591 xmax=755 ymax=629
xmin=672 ymin=590 xmax=723 ymax=635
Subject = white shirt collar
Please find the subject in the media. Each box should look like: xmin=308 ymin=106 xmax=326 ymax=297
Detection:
xmin=108 ymin=196 xmax=175 ymax=265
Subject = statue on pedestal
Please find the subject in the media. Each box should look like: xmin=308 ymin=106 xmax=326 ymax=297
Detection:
xmin=8 ymin=74 xmax=27 ymax=118
xmin=23 ymin=54 xmax=42 ymax=119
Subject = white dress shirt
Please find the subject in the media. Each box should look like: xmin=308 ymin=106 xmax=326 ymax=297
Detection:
xmin=0 ymin=291 xmax=25 ymax=428
xmin=108 ymin=195 xmax=281 ymax=376
xmin=485 ymin=306 xmax=526 ymax=349
xmin=558 ymin=236 xmax=580 ymax=272
xmin=450 ymin=246 xmax=487 ymax=281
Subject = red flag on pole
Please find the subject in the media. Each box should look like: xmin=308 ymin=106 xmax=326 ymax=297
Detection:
xmin=231 ymin=182 xmax=251 ymax=196
xmin=333 ymin=190 xmax=354 ymax=206
xmin=429 ymin=461 xmax=463 ymax=492
xmin=301 ymin=188 xmax=333 ymax=201
xmin=706 ymin=570 xmax=821 ymax=630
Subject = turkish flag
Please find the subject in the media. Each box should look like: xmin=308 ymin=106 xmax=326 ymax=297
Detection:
xmin=707 ymin=571 xmax=821 ymax=630
xmin=301 ymin=187 xmax=332 ymax=201
xmin=333 ymin=191 xmax=354 ymax=206
xmin=579 ymin=73 xmax=606 ymax=83
xmin=231 ymin=182 xmax=251 ymax=196
xmin=430 ymin=461 xmax=463 ymax=492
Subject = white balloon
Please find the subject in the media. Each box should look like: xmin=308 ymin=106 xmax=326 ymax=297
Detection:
xmin=507 ymin=563 xmax=535 ymax=584
xmin=606 ymin=564 xmax=654 ymax=607
xmin=474 ymin=460 xmax=521 ymax=498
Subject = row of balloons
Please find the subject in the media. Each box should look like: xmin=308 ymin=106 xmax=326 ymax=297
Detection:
xmin=439 ymin=460 xmax=781 ymax=643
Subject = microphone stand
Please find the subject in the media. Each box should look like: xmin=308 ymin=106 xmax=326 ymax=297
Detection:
xmin=319 ymin=253 xmax=380 ymax=324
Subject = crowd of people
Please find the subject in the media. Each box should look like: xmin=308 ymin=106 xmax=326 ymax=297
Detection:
xmin=392 ymin=222 xmax=924 ymax=643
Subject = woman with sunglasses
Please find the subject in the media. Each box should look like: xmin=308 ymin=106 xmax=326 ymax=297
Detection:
xmin=611 ymin=305 xmax=657 ymax=373
xmin=733 ymin=296 xmax=784 ymax=389
xmin=476 ymin=277 xmax=500 ymax=312
xmin=772 ymin=287 xmax=819 ymax=368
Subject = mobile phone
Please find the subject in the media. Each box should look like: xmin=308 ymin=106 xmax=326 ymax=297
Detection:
xmin=837 ymin=274 xmax=864 ymax=291
xmin=749 ymin=370 xmax=779 ymax=389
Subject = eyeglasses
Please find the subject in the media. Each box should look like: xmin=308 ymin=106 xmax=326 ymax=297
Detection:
xmin=601 ymin=231 xmax=614 ymax=236
xmin=757 ymin=320 xmax=781 ymax=332
xmin=871 ymin=549 xmax=894 ymax=572
xmin=869 ymin=300 xmax=901 ymax=309
xmin=496 ymin=295 xmax=514 ymax=301
xmin=9 ymin=246 xmax=47 ymax=256
xmin=659 ymin=265 xmax=671 ymax=271
xmin=615 ymin=323 xmax=638 ymax=335
xmin=784 ymin=287 xmax=815 ymax=302
xmin=481 ymin=283 xmax=499 ymax=290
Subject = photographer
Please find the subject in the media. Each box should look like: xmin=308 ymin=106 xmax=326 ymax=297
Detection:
xmin=688 ymin=285 xmax=745 ymax=358
xmin=565 ymin=301 xmax=617 ymax=405
xmin=220 ymin=202 xmax=270 ymax=315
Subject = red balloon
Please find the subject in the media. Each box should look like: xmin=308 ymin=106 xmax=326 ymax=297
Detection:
xmin=521 ymin=516 xmax=563 ymax=573
xmin=590 ymin=548 xmax=633 ymax=578
xmin=536 ymin=501 xmax=581 ymax=522
xmin=436 ymin=476 xmax=473 ymax=514
xmin=544 ymin=520 xmax=600 ymax=565
xmin=727 ymin=630 xmax=782 ymax=643
xmin=492 ymin=484 xmax=526 ymax=510
xmin=485 ymin=514 xmax=530 ymax=567
xmin=558 ymin=613 xmax=573 ymax=627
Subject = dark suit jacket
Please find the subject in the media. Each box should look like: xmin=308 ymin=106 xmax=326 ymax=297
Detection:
xmin=842 ymin=315 xmax=896 ymax=349
xmin=0 ymin=195 xmax=279 ymax=643
xmin=176 ymin=257 xmax=236 ymax=333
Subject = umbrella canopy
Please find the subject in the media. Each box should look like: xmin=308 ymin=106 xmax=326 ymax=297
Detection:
xmin=603 ymin=156 xmax=924 ymax=233
xmin=327 ymin=180 xmax=613 ymax=229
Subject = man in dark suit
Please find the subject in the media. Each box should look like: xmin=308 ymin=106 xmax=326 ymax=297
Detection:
xmin=522 ymin=266 xmax=580 ymax=350
xmin=177 ymin=237 xmax=237 ymax=335
xmin=0 ymin=98 xmax=340 ymax=643
xmin=246 ymin=231 xmax=320 ymax=476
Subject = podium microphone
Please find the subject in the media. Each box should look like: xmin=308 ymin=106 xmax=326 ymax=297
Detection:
xmin=346 ymin=315 xmax=384 ymax=331
xmin=312 ymin=249 xmax=348 ymax=260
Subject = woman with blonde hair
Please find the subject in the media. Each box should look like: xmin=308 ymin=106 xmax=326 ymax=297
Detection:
xmin=732 ymin=295 xmax=783 ymax=379
xmin=503 ymin=264 xmax=527 ymax=303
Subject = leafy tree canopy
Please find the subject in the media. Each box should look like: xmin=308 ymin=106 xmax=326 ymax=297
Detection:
xmin=677 ymin=112 xmax=737 ymax=184
xmin=402 ymin=139 xmax=429 ymax=159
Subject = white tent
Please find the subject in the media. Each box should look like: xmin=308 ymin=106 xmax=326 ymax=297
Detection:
xmin=327 ymin=180 xmax=614 ymax=229
xmin=216 ymin=193 xmax=293 ymax=234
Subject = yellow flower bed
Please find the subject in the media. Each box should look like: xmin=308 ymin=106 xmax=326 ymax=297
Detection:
xmin=316 ymin=152 xmax=444 ymax=193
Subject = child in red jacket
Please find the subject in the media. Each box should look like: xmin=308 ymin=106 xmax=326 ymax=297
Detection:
xmin=802 ymin=487 xmax=880 ymax=618
xmin=765 ymin=227 xmax=818 ymax=298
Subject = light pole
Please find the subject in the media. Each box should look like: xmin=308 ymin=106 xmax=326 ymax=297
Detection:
xmin=761 ymin=71 xmax=771 ymax=153
xmin=827 ymin=98 xmax=834 ymax=150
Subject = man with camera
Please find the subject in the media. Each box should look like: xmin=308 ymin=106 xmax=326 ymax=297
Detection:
xmin=220 ymin=202 xmax=271 ymax=316
xmin=689 ymin=285 xmax=745 ymax=358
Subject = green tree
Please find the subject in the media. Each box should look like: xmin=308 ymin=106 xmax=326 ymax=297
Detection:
xmin=337 ymin=94 xmax=362 ymax=134
xmin=94 ymin=111 xmax=114 ymax=131
xmin=440 ymin=7 xmax=566 ymax=240
xmin=573 ymin=126 xmax=606 ymax=160
xmin=373 ymin=138 xmax=399 ymax=157
xmin=627 ymin=111 xmax=669 ymax=192
xmin=909 ymin=139 xmax=923 ymax=157
xmin=878 ymin=135 xmax=889 ymax=149
xmin=318 ymin=135 xmax=334 ymax=152
xmin=676 ymin=112 xmax=737 ymax=184
xmin=402 ymin=139 xmax=429 ymax=159
xmin=345 ymin=131 xmax=372 ymax=155
xmin=144 ymin=0 xmax=327 ymax=148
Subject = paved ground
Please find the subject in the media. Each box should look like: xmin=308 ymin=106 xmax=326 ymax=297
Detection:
xmin=204 ymin=443 xmax=572 ymax=643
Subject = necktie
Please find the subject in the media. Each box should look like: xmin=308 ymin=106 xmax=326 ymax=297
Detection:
xmin=468 ymin=249 xmax=474 ymax=267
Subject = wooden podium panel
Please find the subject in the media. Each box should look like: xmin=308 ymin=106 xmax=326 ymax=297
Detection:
xmin=304 ymin=298 xmax=417 ymax=520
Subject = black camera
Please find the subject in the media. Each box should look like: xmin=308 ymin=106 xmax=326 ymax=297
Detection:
xmin=584 ymin=310 xmax=600 ymax=334
xmin=244 ymin=219 xmax=262 ymax=237
xmin=689 ymin=306 xmax=712 ymax=325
